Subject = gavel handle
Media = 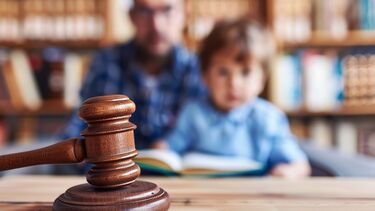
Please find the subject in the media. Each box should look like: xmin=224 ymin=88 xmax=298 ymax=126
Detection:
xmin=0 ymin=138 xmax=85 ymax=171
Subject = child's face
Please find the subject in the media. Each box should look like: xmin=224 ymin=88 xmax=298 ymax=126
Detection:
xmin=203 ymin=50 xmax=264 ymax=113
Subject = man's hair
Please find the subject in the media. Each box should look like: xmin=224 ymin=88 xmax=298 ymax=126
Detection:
xmin=199 ymin=18 xmax=275 ymax=73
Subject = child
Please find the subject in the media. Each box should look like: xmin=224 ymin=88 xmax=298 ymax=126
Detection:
xmin=154 ymin=18 xmax=310 ymax=178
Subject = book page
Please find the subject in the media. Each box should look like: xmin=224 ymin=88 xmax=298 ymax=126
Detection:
xmin=181 ymin=153 xmax=262 ymax=172
xmin=136 ymin=150 xmax=183 ymax=172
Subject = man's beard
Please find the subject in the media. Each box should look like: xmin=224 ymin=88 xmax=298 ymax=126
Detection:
xmin=135 ymin=38 xmax=172 ymax=64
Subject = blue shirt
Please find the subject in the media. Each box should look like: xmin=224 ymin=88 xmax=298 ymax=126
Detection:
xmin=165 ymin=98 xmax=307 ymax=171
xmin=61 ymin=41 xmax=205 ymax=149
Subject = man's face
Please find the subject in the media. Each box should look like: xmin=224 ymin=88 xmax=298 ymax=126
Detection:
xmin=130 ymin=0 xmax=185 ymax=57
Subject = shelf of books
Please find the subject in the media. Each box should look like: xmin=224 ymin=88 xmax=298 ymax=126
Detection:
xmin=184 ymin=0 xmax=265 ymax=50
xmin=0 ymin=41 xmax=105 ymax=50
xmin=287 ymin=106 xmax=375 ymax=118
xmin=281 ymin=31 xmax=375 ymax=49
xmin=1 ymin=0 xmax=375 ymax=159
xmin=0 ymin=47 xmax=91 ymax=147
xmin=0 ymin=100 xmax=71 ymax=116
xmin=269 ymin=0 xmax=375 ymax=157
xmin=0 ymin=0 xmax=267 ymax=147
xmin=0 ymin=0 xmax=134 ymax=147
xmin=270 ymin=0 xmax=375 ymax=45
xmin=0 ymin=0 xmax=134 ymax=46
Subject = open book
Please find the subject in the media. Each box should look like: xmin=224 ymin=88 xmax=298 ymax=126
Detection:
xmin=134 ymin=150 xmax=264 ymax=177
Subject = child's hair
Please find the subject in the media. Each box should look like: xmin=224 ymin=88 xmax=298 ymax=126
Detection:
xmin=199 ymin=18 xmax=275 ymax=73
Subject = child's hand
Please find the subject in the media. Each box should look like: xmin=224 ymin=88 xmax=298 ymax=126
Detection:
xmin=270 ymin=162 xmax=311 ymax=178
xmin=151 ymin=140 xmax=168 ymax=150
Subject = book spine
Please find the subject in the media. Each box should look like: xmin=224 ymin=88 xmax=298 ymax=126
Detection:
xmin=308 ymin=118 xmax=333 ymax=148
xmin=0 ymin=120 xmax=7 ymax=148
xmin=2 ymin=59 xmax=25 ymax=110
xmin=0 ymin=50 xmax=10 ymax=102
xmin=270 ymin=53 xmax=302 ymax=111
xmin=63 ymin=53 xmax=91 ymax=108
xmin=369 ymin=55 xmax=375 ymax=104
xmin=358 ymin=126 xmax=375 ymax=157
xmin=335 ymin=120 xmax=358 ymax=155
xmin=10 ymin=50 xmax=42 ymax=110
xmin=41 ymin=48 xmax=65 ymax=100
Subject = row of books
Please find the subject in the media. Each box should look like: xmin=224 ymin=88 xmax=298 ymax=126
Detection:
xmin=291 ymin=118 xmax=375 ymax=157
xmin=0 ymin=0 xmax=133 ymax=43
xmin=273 ymin=0 xmax=375 ymax=42
xmin=0 ymin=0 xmax=104 ymax=42
xmin=270 ymin=48 xmax=375 ymax=112
xmin=0 ymin=48 xmax=91 ymax=110
xmin=0 ymin=116 xmax=67 ymax=147
xmin=343 ymin=53 xmax=375 ymax=106
xmin=185 ymin=0 xmax=262 ymax=43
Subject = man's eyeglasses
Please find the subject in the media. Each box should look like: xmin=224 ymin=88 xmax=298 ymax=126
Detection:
xmin=132 ymin=5 xmax=178 ymax=20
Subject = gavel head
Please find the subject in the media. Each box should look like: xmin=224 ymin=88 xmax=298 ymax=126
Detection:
xmin=78 ymin=95 xmax=140 ymax=189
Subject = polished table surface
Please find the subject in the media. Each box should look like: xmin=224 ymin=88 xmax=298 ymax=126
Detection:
xmin=1 ymin=176 xmax=375 ymax=210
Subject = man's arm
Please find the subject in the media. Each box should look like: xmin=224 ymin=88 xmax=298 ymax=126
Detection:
xmin=178 ymin=53 xmax=206 ymax=105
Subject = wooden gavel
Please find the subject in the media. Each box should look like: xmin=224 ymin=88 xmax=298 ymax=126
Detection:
xmin=0 ymin=95 xmax=170 ymax=211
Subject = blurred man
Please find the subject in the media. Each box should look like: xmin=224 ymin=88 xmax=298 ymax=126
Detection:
xmin=61 ymin=0 xmax=204 ymax=149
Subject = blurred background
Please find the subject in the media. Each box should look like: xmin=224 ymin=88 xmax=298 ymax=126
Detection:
xmin=1 ymin=0 xmax=375 ymax=176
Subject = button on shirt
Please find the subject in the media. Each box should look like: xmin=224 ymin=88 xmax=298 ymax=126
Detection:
xmin=165 ymin=98 xmax=307 ymax=171
xmin=61 ymin=41 xmax=205 ymax=149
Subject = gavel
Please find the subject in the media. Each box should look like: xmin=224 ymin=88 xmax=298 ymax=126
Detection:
xmin=0 ymin=95 xmax=170 ymax=211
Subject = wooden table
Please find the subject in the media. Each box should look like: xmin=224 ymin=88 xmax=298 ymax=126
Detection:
xmin=1 ymin=176 xmax=375 ymax=210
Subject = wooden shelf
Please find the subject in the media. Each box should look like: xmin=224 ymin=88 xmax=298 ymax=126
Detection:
xmin=0 ymin=40 xmax=111 ymax=50
xmin=0 ymin=100 xmax=72 ymax=116
xmin=287 ymin=105 xmax=375 ymax=117
xmin=281 ymin=31 xmax=375 ymax=49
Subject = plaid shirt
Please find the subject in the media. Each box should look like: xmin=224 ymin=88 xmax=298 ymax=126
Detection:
xmin=61 ymin=41 xmax=205 ymax=149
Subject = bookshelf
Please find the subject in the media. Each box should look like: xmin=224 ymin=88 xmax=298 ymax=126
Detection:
xmin=0 ymin=0 xmax=133 ymax=146
xmin=0 ymin=41 xmax=105 ymax=50
xmin=183 ymin=0 xmax=265 ymax=50
xmin=1 ymin=0 xmax=375 ymax=158
xmin=0 ymin=100 xmax=71 ymax=116
xmin=267 ymin=0 xmax=375 ymax=157
xmin=0 ymin=0 xmax=269 ymax=147
xmin=287 ymin=105 xmax=375 ymax=117
xmin=282 ymin=31 xmax=375 ymax=49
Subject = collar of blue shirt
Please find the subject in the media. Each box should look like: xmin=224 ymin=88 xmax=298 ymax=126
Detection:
xmin=202 ymin=97 xmax=258 ymax=126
